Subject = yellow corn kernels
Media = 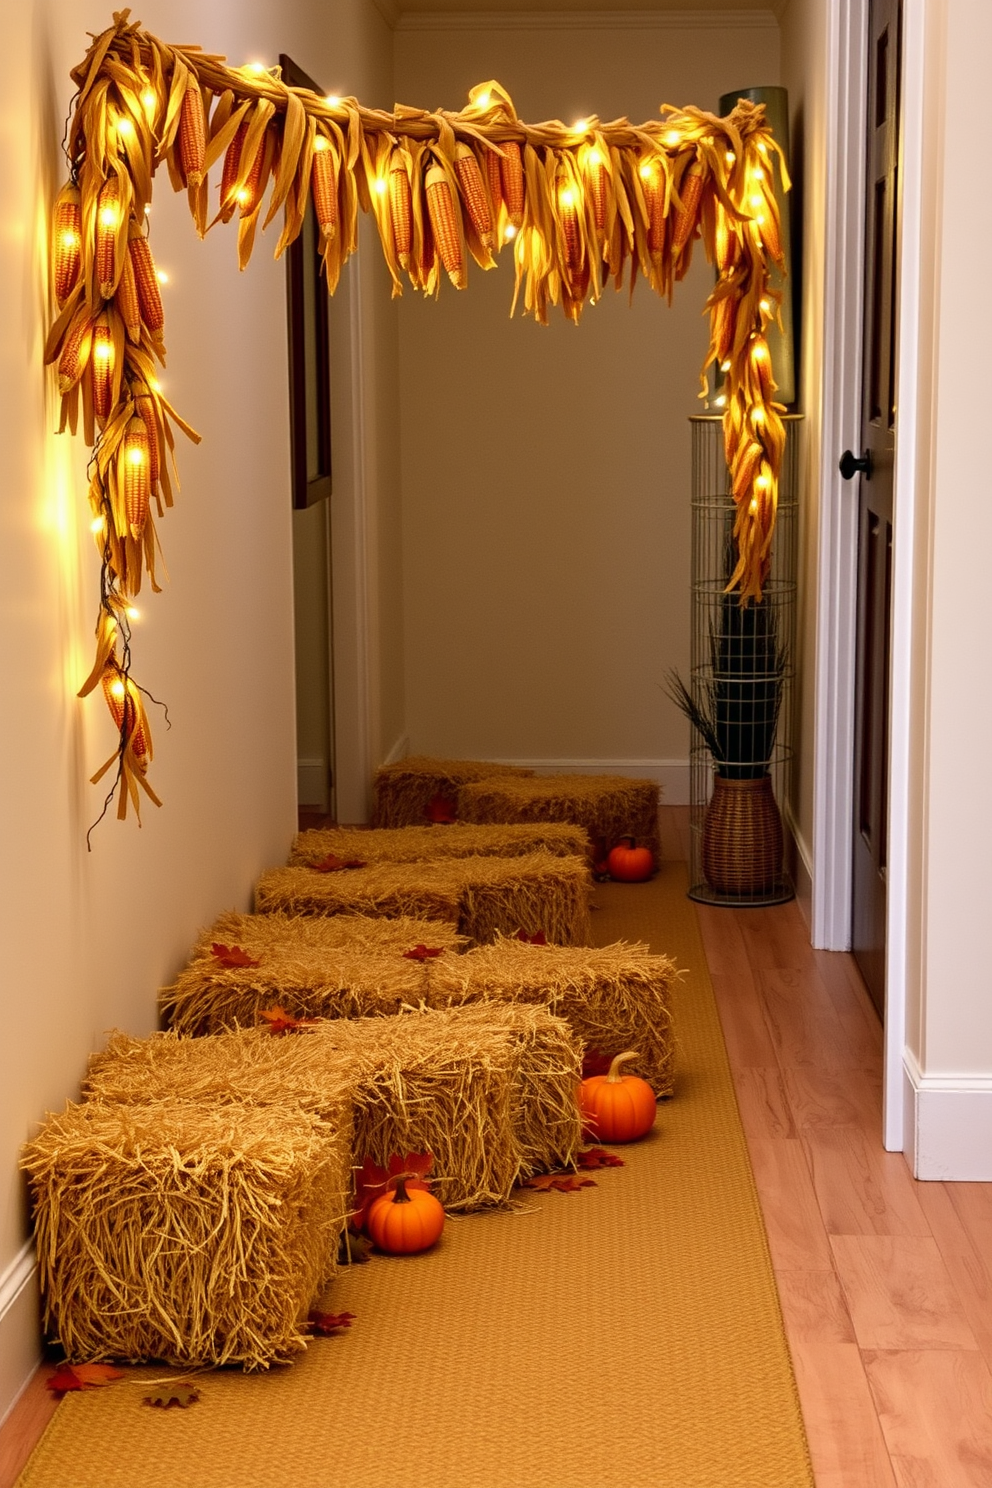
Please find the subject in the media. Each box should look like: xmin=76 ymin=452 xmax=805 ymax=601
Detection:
xmin=179 ymin=86 xmax=206 ymax=187
xmin=311 ymin=134 xmax=339 ymax=241
xmin=90 ymin=319 xmax=114 ymax=422
xmin=53 ymin=184 xmax=82 ymax=307
xmin=57 ymin=311 xmax=93 ymax=395
xmin=133 ymin=392 xmax=161 ymax=491
xmin=127 ymin=228 xmax=164 ymax=335
xmin=500 ymin=140 xmax=525 ymax=229
xmin=454 ymin=144 xmax=493 ymax=250
xmin=485 ymin=148 xmax=503 ymax=224
xmin=388 ymin=153 xmax=412 ymax=267
xmin=585 ymin=150 xmax=608 ymax=233
xmin=556 ymin=171 xmax=581 ymax=272
xmin=425 ymin=165 xmax=464 ymax=285
xmin=116 ymin=246 xmax=141 ymax=342
xmin=96 ymin=178 xmax=121 ymax=298
xmin=672 ymin=163 xmax=704 ymax=254
xmin=101 ymin=668 xmax=149 ymax=765
xmin=122 ymin=415 xmax=151 ymax=538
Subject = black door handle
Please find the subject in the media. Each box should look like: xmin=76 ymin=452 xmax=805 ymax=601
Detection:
xmin=839 ymin=449 xmax=872 ymax=481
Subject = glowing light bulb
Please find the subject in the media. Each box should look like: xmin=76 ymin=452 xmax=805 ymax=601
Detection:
xmin=751 ymin=407 xmax=765 ymax=426
xmin=93 ymin=339 xmax=112 ymax=365
xmin=117 ymin=116 xmax=135 ymax=139
xmin=127 ymin=446 xmax=146 ymax=466
xmin=720 ymin=359 xmax=731 ymax=373
xmin=99 ymin=205 xmax=119 ymax=229
xmin=235 ymin=188 xmax=251 ymax=206
xmin=156 ymin=269 xmax=169 ymax=285
xmin=750 ymin=193 xmax=763 ymax=210
xmin=314 ymin=135 xmax=329 ymax=153
xmin=758 ymin=141 xmax=768 ymax=154
xmin=144 ymin=203 xmax=151 ymax=216
xmin=749 ymin=497 xmax=759 ymax=514
xmin=573 ymin=118 xmax=589 ymax=134
xmin=126 ymin=606 xmax=141 ymax=621
xmin=325 ymin=94 xmax=342 ymax=107
xmin=725 ymin=151 xmax=736 ymax=166
xmin=148 ymin=377 xmax=161 ymax=393
xmin=504 ymin=224 xmax=517 ymax=241
xmin=90 ymin=516 xmax=105 ymax=534
xmin=756 ymin=473 xmax=771 ymax=490
xmin=559 ymin=186 xmax=577 ymax=208
xmin=759 ymin=298 xmax=771 ymax=314
xmin=475 ymin=91 xmax=491 ymax=110
xmin=752 ymin=342 xmax=768 ymax=361
xmin=60 ymin=229 xmax=80 ymax=251
xmin=751 ymin=168 xmax=765 ymax=182
xmin=374 ymin=176 xmax=387 ymax=196
xmin=109 ymin=679 xmax=126 ymax=699
xmin=246 ymin=61 xmax=267 ymax=74
xmin=639 ymin=163 xmax=655 ymax=180
xmin=664 ymin=130 xmax=681 ymax=147
xmin=587 ymin=147 xmax=603 ymax=167
xmin=141 ymin=89 xmax=156 ymax=111
xmin=714 ymin=394 xmax=727 ymax=408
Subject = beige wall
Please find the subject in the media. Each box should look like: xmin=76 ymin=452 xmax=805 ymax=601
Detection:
xmin=395 ymin=15 xmax=780 ymax=768
xmin=0 ymin=0 xmax=395 ymax=1419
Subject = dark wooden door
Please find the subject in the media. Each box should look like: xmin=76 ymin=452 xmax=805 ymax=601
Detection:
xmin=848 ymin=0 xmax=902 ymax=1018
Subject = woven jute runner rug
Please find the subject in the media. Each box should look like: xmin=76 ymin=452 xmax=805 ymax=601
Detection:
xmin=18 ymin=862 xmax=813 ymax=1488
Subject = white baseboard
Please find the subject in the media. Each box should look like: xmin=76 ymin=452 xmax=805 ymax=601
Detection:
xmin=903 ymin=1049 xmax=992 ymax=1179
xmin=784 ymin=803 xmax=814 ymax=932
xmin=0 ymin=1241 xmax=40 ymax=1427
xmin=487 ymin=758 xmax=689 ymax=805
xmin=297 ymin=757 xmax=328 ymax=811
xmin=381 ymin=733 xmax=410 ymax=769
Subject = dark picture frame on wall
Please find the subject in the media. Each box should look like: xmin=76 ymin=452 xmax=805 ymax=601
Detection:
xmin=280 ymin=54 xmax=332 ymax=509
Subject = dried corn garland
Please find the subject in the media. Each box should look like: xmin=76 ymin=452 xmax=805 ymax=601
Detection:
xmin=50 ymin=11 xmax=790 ymax=823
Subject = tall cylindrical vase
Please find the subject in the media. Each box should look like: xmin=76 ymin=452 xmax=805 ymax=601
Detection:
xmin=701 ymin=775 xmax=784 ymax=896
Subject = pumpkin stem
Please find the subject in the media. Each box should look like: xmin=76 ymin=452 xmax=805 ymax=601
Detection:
xmin=606 ymin=1051 xmax=640 ymax=1082
xmin=392 ymin=1177 xmax=413 ymax=1203
xmin=618 ymin=836 xmax=636 ymax=848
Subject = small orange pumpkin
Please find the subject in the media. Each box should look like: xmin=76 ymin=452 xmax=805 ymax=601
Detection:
xmin=579 ymin=1050 xmax=656 ymax=1142
xmin=366 ymin=1176 xmax=445 ymax=1254
xmin=606 ymin=837 xmax=654 ymax=882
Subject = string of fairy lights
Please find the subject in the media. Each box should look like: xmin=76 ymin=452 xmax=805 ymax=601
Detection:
xmin=48 ymin=9 xmax=790 ymax=825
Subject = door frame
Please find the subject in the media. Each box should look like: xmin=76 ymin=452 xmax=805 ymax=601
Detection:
xmin=815 ymin=0 xmax=927 ymax=1148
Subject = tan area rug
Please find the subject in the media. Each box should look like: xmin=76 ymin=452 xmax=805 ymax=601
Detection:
xmin=18 ymin=863 xmax=813 ymax=1488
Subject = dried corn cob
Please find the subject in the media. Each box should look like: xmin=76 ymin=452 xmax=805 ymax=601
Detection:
xmin=57 ymin=311 xmax=93 ymax=394
xmin=122 ymin=415 xmax=151 ymax=538
xmin=585 ymin=148 xmax=608 ymax=233
xmin=179 ymin=86 xmax=206 ymax=187
xmin=714 ymin=205 xmax=738 ymax=272
xmin=425 ymin=165 xmax=464 ymax=285
xmin=90 ymin=318 xmax=114 ymax=423
xmin=419 ymin=212 xmax=436 ymax=281
xmin=388 ymin=152 xmax=412 ymax=267
xmin=731 ymin=440 xmax=766 ymax=502
xmin=116 ymin=246 xmax=141 ymax=342
xmin=500 ymin=141 xmax=524 ymax=229
xmin=96 ymin=178 xmax=121 ymax=298
xmin=101 ymin=667 xmax=149 ymax=765
xmin=711 ymin=293 xmax=736 ymax=365
xmin=133 ymin=391 xmax=161 ymax=491
xmin=238 ymin=134 xmax=266 ymax=217
xmin=485 ymin=147 xmax=503 ymax=226
xmin=454 ymin=143 xmax=493 ymax=250
xmin=311 ymin=134 xmax=339 ymax=242
xmin=556 ymin=171 xmax=581 ymax=272
xmin=127 ymin=227 xmax=164 ymax=335
xmin=751 ymin=183 xmax=782 ymax=261
xmin=221 ymin=122 xmax=248 ymax=218
xmin=53 ymin=184 xmax=82 ymax=306
xmin=672 ymin=162 xmax=704 ymax=255
xmin=750 ymin=336 xmax=775 ymax=401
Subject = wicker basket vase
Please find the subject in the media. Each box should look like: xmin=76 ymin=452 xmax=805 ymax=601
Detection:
xmin=701 ymin=774 xmax=784 ymax=896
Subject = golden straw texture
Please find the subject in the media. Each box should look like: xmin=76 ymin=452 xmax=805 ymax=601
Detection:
xmin=254 ymin=852 xmax=593 ymax=945
xmin=371 ymin=756 xmax=534 ymax=827
xmin=289 ymin=820 xmax=591 ymax=867
xmin=21 ymin=1100 xmax=350 ymax=1370
xmin=456 ymin=772 xmax=661 ymax=859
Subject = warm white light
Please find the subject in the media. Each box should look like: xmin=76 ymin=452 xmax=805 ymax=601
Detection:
xmin=148 ymin=377 xmax=161 ymax=393
xmin=314 ymin=135 xmax=330 ymax=153
xmin=90 ymin=516 xmax=105 ymax=534
xmin=246 ymin=61 xmax=267 ymax=74
xmin=504 ymin=224 xmax=517 ymax=241
xmin=639 ymin=163 xmax=655 ymax=180
xmin=99 ymin=205 xmax=119 ymax=229
xmin=126 ymin=606 xmax=141 ymax=621
xmin=127 ymin=446 xmax=146 ymax=466
xmin=759 ymin=298 xmax=771 ymax=314
xmin=93 ymin=339 xmax=113 ymax=364
xmin=144 ymin=203 xmax=151 ymax=216
xmin=475 ymin=91 xmax=491 ymax=110
xmin=664 ymin=130 xmax=680 ymax=147
xmin=117 ymin=117 xmax=135 ymax=138
xmin=141 ymin=89 xmax=156 ymax=111
xmin=720 ymin=359 xmax=731 ymax=372
xmin=750 ymin=194 xmax=763 ymax=210
xmin=374 ymin=176 xmax=387 ymax=196
xmin=573 ymin=118 xmax=589 ymax=134
xmin=755 ymin=473 xmax=771 ymax=491
xmin=758 ymin=141 xmax=768 ymax=154
xmin=235 ymin=187 xmax=251 ymax=206
xmin=749 ymin=497 xmax=759 ymax=514
xmin=714 ymin=394 xmax=727 ymax=408
xmin=587 ymin=148 xmax=603 ymax=167
xmin=325 ymin=94 xmax=342 ymax=107
xmin=751 ymin=407 xmax=765 ymax=425
xmin=559 ymin=186 xmax=577 ymax=208
xmin=60 ymin=229 xmax=80 ymax=250
xmin=752 ymin=342 xmax=768 ymax=361
xmin=109 ymin=679 xmax=126 ymax=699
xmin=156 ymin=269 xmax=169 ymax=285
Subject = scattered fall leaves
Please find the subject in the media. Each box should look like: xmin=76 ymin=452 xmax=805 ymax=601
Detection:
xmin=258 ymin=1005 xmax=321 ymax=1036
xmin=338 ymin=1229 xmax=373 ymax=1264
xmin=47 ymin=1363 xmax=124 ymax=1393
xmin=352 ymin=1151 xmax=434 ymax=1231
xmin=426 ymin=794 xmax=457 ymax=824
xmin=522 ymin=1173 xmax=597 ymax=1193
xmin=144 ymin=1382 xmax=200 ymax=1409
xmin=577 ymin=1147 xmax=625 ymax=1169
xmin=402 ymin=944 xmax=445 ymax=962
xmin=311 ymin=854 xmax=367 ymax=873
xmin=210 ymin=943 xmax=260 ymax=969
xmin=516 ymin=930 xmax=548 ymax=945
xmin=306 ymin=1311 xmax=356 ymax=1337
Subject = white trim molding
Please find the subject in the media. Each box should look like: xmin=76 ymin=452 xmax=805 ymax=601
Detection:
xmin=902 ymin=1051 xmax=992 ymax=1181
xmin=395 ymin=10 xmax=779 ymax=33
xmin=382 ymin=733 xmax=410 ymax=768
xmin=812 ymin=0 xmax=868 ymax=952
xmin=488 ymin=758 xmax=688 ymax=804
xmin=0 ymin=1241 xmax=35 ymax=1324
xmin=0 ymin=1241 xmax=40 ymax=1429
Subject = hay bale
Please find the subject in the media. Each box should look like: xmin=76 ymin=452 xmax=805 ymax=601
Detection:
xmin=254 ymin=852 xmax=593 ymax=946
xmin=290 ymin=820 xmax=591 ymax=868
xmin=441 ymin=937 xmax=679 ymax=1097
xmin=161 ymin=911 xmax=468 ymax=1036
xmin=21 ymin=1100 xmax=349 ymax=1370
xmin=372 ymin=755 xmax=534 ymax=827
xmin=85 ymin=1008 xmax=582 ymax=1210
xmin=456 ymin=773 xmax=661 ymax=860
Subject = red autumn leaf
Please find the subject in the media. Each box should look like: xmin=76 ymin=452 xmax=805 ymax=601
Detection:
xmin=306 ymin=1310 xmax=356 ymax=1336
xmin=581 ymin=1048 xmax=614 ymax=1078
xmin=210 ymin=943 xmax=260 ymax=969
xmin=351 ymin=1152 xmax=433 ymax=1231
xmin=47 ymin=1362 xmax=125 ymax=1393
xmin=311 ymin=854 xmax=367 ymax=873
xmin=258 ymin=1005 xmax=320 ymax=1036
xmin=144 ymin=1382 xmax=200 ymax=1409
xmin=577 ymin=1147 xmax=625 ymax=1169
xmin=521 ymin=1173 xmax=596 ymax=1193
xmin=426 ymin=794 xmax=457 ymax=824
xmin=403 ymin=944 xmax=445 ymax=962
xmin=516 ymin=929 xmax=548 ymax=945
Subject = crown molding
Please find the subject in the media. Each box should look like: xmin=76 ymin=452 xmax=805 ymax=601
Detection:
xmin=395 ymin=9 xmax=779 ymax=32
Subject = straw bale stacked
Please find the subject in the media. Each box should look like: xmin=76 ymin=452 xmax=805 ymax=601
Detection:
xmin=255 ymin=852 xmax=593 ymax=946
xmin=372 ymin=756 xmax=533 ymax=827
xmin=290 ymin=821 xmax=591 ymax=867
xmin=21 ymin=1099 xmax=350 ymax=1369
xmin=86 ymin=1008 xmax=582 ymax=1211
xmin=456 ymin=773 xmax=661 ymax=860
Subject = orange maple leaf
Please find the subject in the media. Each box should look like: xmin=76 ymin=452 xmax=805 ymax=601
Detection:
xmin=306 ymin=1311 xmax=356 ymax=1336
xmin=521 ymin=1173 xmax=596 ymax=1193
xmin=47 ymin=1362 xmax=125 ymax=1393
xmin=577 ymin=1147 xmax=625 ymax=1169
xmin=258 ymin=1005 xmax=320 ymax=1036
xmin=311 ymin=854 xmax=367 ymax=873
xmin=210 ymin=943 xmax=260 ymax=969
xmin=402 ymin=944 xmax=445 ymax=962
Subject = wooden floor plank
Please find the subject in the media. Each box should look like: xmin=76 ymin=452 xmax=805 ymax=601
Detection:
xmin=830 ymin=1235 xmax=978 ymax=1351
xmin=863 ymin=1349 xmax=992 ymax=1487
xmin=788 ymin=1342 xmax=900 ymax=1488
xmin=730 ymin=1065 xmax=798 ymax=1141
xmin=803 ymin=1127 xmax=932 ymax=1238
xmin=747 ymin=1137 xmax=835 ymax=1271
xmin=0 ymin=1370 xmax=59 ymax=1488
xmin=775 ymin=1269 xmax=858 ymax=1346
xmin=783 ymin=1066 xmax=884 ymax=1136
